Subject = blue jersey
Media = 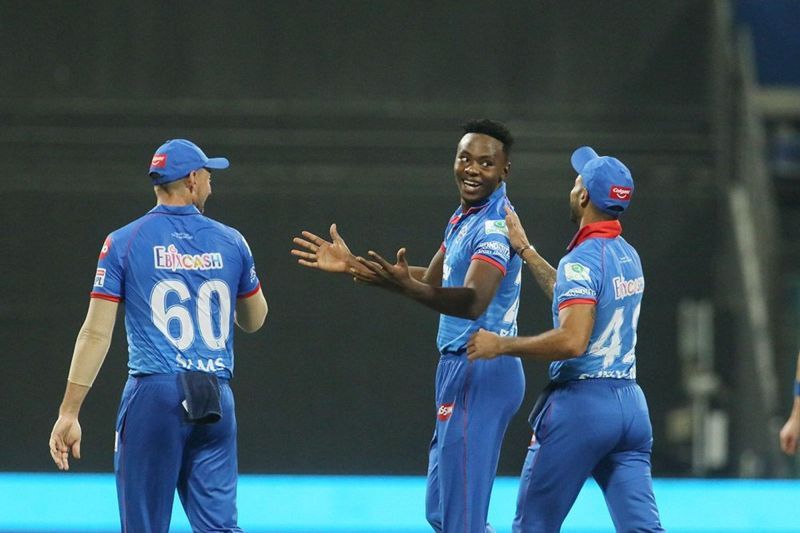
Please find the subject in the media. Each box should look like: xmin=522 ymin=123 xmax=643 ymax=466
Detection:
xmin=549 ymin=220 xmax=643 ymax=382
xmin=437 ymin=183 xmax=522 ymax=355
xmin=90 ymin=204 xmax=261 ymax=378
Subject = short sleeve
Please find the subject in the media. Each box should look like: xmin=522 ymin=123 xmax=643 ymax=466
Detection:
xmin=470 ymin=218 xmax=512 ymax=275
xmin=236 ymin=232 xmax=261 ymax=298
xmin=90 ymin=234 xmax=124 ymax=302
xmin=554 ymin=251 xmax=600 ymax=311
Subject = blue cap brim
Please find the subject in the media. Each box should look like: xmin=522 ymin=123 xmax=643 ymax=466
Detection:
xmin=205 ymin=157 xmax=230 ymax=170
xmin=571 ymin=146 xmax=599 ymax=175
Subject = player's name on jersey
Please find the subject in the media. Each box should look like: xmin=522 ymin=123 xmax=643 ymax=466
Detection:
xmin=176 ymin=354 xmax=226 ymax=372
xmin=578 ymin=368 xmax=636 ymax=380
xmin=154 ymin=244 xmax=224 ymax=271
xmin=612 ymin=275 xmax=644 ymax=300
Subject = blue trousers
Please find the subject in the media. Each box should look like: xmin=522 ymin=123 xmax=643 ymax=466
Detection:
xmin=114 ymin=374 xmax=241 ymax=533
xmin=426 ymin=354 xmax=526 ymax=533
xmin=513 ymin=379 xmax=663 ymax=532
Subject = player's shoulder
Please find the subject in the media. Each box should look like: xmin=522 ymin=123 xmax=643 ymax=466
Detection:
xmin=486 ymin=195 xmax=511 ymax=219
xmin=560 ymin=244 xmax=602 ymax=275
xmin=476 ymin=201 xmax=511 ymax=238
xmin=105 ymin=212 xmax=153 ymax=244
xmin=198 ymin=215 xmax=250 ymax=248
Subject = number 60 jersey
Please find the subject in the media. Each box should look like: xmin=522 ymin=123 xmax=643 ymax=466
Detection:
xmin=90 ymin=204 xmax=261 ymax=379
xmin=549 ymin=220 xmax=643 ymax=382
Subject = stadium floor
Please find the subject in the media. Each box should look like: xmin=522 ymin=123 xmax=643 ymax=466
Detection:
xmin=2 ymin=474 xmax=799 ymax=532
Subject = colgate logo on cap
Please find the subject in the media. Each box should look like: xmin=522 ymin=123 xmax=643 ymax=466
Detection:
xmin=609 ymin=186 xmax=632 ymax=201
xmin=151 ymin=154 xmax=167 ymax=168
xmin=437 ymin=402 xmax=454 ymax=421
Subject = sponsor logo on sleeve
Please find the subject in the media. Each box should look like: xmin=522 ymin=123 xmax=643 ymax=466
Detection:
xmin=249 ymin=265 xmax=257 ymax=284
xmin=563 ymin=287 xmax=596 ymax=298
xmin=154 ymin=244 xmax=224 ymax=271
xmin=484 ymin=219 xmax=509 ymax=236
xmin=94 ymin=268 xmax=106 ymax=287
xmin=151 ymin=153 xmax=167 ymax=168
xmin=475 ymin=241 xmax=510 ymax=262
xmin=564 ymin=262 xmax=591 ymax=282
xmin=609 ymin=185 xmax=632 ymax=200
xmin=99 ymin=236 xmax=112 ymax=260
xmin=437 ymin=402 xmax=454 ymax=421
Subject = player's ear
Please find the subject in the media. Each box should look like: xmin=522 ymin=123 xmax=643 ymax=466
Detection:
xmin=503 ymin=160 xmax=511 ymax=179
xmin=185 ymin=172 xmax=197 ymax=191
xmin=579 ymin=188 xmax=591 ymax=208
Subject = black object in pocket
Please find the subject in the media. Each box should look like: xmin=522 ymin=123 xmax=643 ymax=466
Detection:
xmin=527 ymin=381 xmax=558 ymax=427
xmin=180 ymin=371 xmax=223 ymax=424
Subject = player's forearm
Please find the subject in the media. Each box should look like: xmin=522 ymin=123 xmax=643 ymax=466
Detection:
xmin=498 ymin=328 xmax=585 ymax=361
xmin=403 ymin=283 xmax=484 ymax=320
xmin=519 ymin=248 xmax=556 ymax=301
xmin=235 ymin=290 xmax=268 ymax=333
xmin=67 ymin=321 xmax=112 ymax=387
xmin=407 ymin=266 xmax=442 ymax=286
xmin=59 ymin=381 xmax=91 ymax=417
xmin=789 ymin=353 xmax=800 ymax=418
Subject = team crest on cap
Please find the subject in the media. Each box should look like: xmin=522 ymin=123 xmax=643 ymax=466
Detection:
xmin=151 ymin=154 xmax=167 ymax=168
xmin=609 ymin=186 xmax=632 ymax=201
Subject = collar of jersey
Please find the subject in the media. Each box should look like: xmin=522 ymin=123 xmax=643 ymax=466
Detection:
xmin=451 ymin=183 xmax=507 ymax=223
xmin=566 ymin=219 xmax=622 ymax=251
xmin=149 ymin=204 xmax=202 ymax=216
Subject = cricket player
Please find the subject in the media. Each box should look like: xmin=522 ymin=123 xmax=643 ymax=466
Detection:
xmin=48 ymin=139 xmax=268 ymax=532
xmin=292 ymin=119 xmax=525 ymax=532
xmin=779 ymin=351 xmax=800 ymax=455
xmin=468 ymin=146 xmax=664 ymax=531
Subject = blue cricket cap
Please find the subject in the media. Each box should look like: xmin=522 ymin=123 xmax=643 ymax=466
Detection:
xmin=571 ymin=146 xmax=633 ymax=216
xmin=148 ymin=139 xmax=230 ymax=185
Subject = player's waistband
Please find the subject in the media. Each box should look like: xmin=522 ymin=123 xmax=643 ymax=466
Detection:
xmin=553 ymin=377 xmax=637 ymax=389
xmin=128 ymin=372 xmax=230 ymax=384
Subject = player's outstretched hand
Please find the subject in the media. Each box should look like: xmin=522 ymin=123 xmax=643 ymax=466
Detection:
xmin=292 ymin=224 xmax=374 ymax=279
xmin=355 ymin=248 xmax=416 ymax=292
xmin=504 ymin=205 xmax=532 ymax=254
xmin=467 ymin=328 xmax=503 ymax=361
xmin=49 ymin=414 xmax=82 ymax=471
xmin=779 ymin=415 xmax=800 ymax=455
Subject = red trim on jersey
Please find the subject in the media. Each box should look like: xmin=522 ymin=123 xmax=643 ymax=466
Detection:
xmin=558 ymin=298 xmax=596 ymax=310
xmin=90 ymin=291 xmax=122 ymax=303
xmin=471 ymin=254 xmax=506 ymax=275
xmin=566 ymin=220 xmax=622 ymax=251
xmin=439 ymin=242 xmax=446 ymax=253
xmin=237 ymin=282 xmax=262 ymax=299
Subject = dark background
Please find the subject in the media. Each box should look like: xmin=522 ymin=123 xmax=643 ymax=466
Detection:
xmin=2 ymin=0 xmax=785 ymax=478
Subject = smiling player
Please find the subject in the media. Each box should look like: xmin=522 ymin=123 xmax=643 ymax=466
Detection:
xmin=292 ymin=120 xmax=525 ymax=532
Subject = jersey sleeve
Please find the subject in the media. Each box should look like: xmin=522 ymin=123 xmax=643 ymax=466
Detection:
xmin=470 ymin=218 xmax=513 ymax=275
xmin=90 ymin=233 xmax=124 ymax=302
xmin=236 ymin=232 xmax=261 ymax=299
xmin=554 ymin=250 xmax=601 ymax=310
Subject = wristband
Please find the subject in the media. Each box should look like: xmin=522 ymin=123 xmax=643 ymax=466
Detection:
xmin=795 ymin=380 xmax=800 ymax=397
xmin=516 ymin=244 xmax=535 ymax=263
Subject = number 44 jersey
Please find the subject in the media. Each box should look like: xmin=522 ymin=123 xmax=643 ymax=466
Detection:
xmin=549 ymin=220 xmax=643 ymax=382
xmin=90 ymin=204 xmax=261 ymax=378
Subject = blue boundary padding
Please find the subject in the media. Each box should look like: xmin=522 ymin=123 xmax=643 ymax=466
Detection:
xmin=1 ymin=474 xmax=800 ymax=532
